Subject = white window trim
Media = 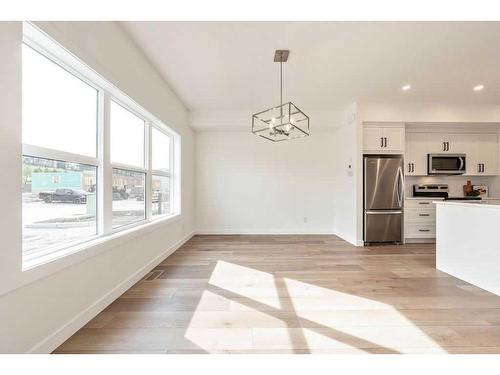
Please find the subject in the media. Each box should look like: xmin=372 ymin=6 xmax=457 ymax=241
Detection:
xmin=22 ymin=22 xmax=181 ymax=270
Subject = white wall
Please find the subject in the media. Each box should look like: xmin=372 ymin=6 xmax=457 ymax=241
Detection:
xmin=0 ymin=22 xmax=195 ymax=353
xmin=195 ymin=131 xmax=337 ymax=234
xmin=332 ymin=103 xmax=362 ymax=245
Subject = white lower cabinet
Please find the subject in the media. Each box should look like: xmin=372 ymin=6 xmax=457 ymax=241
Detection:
xmin=404 ymin=199 xmax=439 ymax=242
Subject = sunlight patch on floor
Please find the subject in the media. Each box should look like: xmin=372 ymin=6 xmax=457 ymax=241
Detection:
xmin=208 ymin=260 xmax=282 ymax=308
xmin=185 ymin=261 xmax=446 ymax=353
xmin=283 ymin=278 xmax=447 ymax=353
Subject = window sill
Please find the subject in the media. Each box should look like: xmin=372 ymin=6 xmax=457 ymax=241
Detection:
xmin=22 ymin=212 xmax=182 ymax=272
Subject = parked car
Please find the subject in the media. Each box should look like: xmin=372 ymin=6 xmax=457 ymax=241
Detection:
xmin=136 ymin=191 xmax=160 ymax=202
xmin=112 ymin=187 xmax=129 ymax=200
xmin=39 ymin=188 xmax=90 ymax=204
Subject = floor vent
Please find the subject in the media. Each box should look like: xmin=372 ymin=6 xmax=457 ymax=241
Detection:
xmin=143 ymin=269 xmax=164 ymax=281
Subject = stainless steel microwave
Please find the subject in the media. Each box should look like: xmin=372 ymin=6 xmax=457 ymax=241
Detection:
xmin=428 ymin=154 xmax=466 ymax=175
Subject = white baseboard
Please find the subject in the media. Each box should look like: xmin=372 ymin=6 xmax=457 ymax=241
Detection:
xmin=196 ymin=229 xmax=335 ymax=235
xmin=27 ymin=231 xmax=195 ymax=354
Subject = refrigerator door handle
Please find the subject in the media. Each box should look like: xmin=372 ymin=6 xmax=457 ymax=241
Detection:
xmin=397 ymin=166 xmax=404 ymax=207
xmin=366 ymin=211 xmax=403 ymax=215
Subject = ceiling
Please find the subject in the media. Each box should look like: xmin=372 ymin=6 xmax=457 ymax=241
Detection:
xmin=122 ymin=22 xmax=500 ymax=113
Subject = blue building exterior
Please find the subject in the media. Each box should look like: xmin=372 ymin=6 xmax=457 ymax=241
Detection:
xmin=32 ymin=172 xmax=83 ymax=191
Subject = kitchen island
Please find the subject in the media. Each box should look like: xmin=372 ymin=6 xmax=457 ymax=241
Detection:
xmin=435 ymin=200 xmax=500 ymax=296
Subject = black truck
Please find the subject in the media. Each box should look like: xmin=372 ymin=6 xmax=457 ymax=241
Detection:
xmin=39 ymin=188 xmax=90 ymax=204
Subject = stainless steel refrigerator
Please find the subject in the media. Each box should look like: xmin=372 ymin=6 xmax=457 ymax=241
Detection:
xmin=363 ymin=155 xmax=404 ymax=244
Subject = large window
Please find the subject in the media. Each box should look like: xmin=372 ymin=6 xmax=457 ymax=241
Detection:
xmin=22 ymin=23 xmax=180 ymax=267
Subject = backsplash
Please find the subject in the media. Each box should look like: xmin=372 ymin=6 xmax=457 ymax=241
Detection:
xmin=405 ymin=175 xmax=500 ymax=198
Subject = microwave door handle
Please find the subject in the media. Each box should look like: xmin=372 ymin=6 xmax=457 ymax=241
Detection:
xmin=459 ymin=157 xmax=464 ymax=171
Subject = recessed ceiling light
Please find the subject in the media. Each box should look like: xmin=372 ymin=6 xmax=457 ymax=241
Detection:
xmin=401 ymin=84 xmax=411 ymax=91
xmin=473 ymin=84 xmax=484 ymax=92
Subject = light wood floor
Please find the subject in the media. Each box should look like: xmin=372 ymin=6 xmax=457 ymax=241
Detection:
xmin=54 ymin=235 xmax=500 ymax=354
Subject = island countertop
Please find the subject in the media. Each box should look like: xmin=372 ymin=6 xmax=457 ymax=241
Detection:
xmin=434 ymin=200 xmax=500 ymax=208
xmin=435 ymin=201 xmax=500 ymax=296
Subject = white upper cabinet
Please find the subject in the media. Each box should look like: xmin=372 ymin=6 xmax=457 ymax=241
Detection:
xmin=405 ymin=131 xmax=499 ymax=176
xmin=405 ymin=133 xmax=428 ymax=175
xmin=363 ymin=125 xmax=404 ymax=153
xmin=465 ymin=133 xmax=498 ymax=176
xmin=427 ymin=133 xmax=466 ymax=153
xmin=363 ymin=127 xmax=385 ymax=151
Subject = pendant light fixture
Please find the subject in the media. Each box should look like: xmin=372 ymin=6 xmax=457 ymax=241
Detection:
xmin=251 ymin=50 xmax=310 ymax=142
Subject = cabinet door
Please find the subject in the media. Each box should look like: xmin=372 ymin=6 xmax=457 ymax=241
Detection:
xmin=445 ymin=134 xmax=467 ymax=153
xmin=464 ymin=134 xmax=480 ymax=176
xmin=363 ymin=128 xmax=383 ymax=151
xmin=405 ymin=133 xmax=428 ymax=175
xmin=463 ymin=134 xmax=498 ymax=176
xmin=477 ymin=134 xmax=498 ymax=176
xmin=383 ymin=128 xmax=405 ymax=151
xmin=427 ymin=133 xmax=447 ymax=153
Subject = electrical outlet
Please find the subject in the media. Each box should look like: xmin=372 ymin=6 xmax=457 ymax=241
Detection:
xmin=303 ymin=217 xmax=308 ymax=223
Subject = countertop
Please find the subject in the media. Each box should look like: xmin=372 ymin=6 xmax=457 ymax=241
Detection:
xmin=406 ymin=196 xmax=500 ymax=200
xmin=405 ymin=197 xmax=444 ymax=200
xmin=434 ymin=200 xmax=500 ymax=208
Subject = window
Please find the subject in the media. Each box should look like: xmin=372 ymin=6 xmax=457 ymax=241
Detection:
xmin=152 ymin=127 xmax=171 ymax=172
xmin=22 ymin=44 xmax=98 ymax=157
xmin=21 ymin=23 xmax=180 ymax=268
xmin=22 ymin=156 xmax=97 ymax=258
xmin=151 ymin=126 xmax=173 ymax=217
xmin=112 ymin=169 xmax=145 ymax=228
xmin=110 ymin=100 xmax=145 ymax=168
xmin=152 ymin=175 xmax=170 ymax=216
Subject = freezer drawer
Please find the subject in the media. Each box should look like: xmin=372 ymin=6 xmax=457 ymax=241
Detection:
xmin=364 ymin=211 xmax=402 ymax=243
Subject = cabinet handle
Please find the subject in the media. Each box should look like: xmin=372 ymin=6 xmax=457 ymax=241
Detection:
xmin=419 ymin=214 xmax=430 ymax=216
xmin=443 ymin=142 xmax=446 ymax=151
xmin=482 ymin=164 xmax=485 ymax=173
xmin=412 ymin=163 xmax=415 ymax=172
xmin=419 ymin=229 xmax=430 ymax=232
xmin=384 ymin=137 xmax=388 ymax=148
xmin=408 ymin=163 xmax=412 ymax=173
xmin=447 ymin=142 xmax=450 ymax=151
xmin=381 ymin=137 xmax=384 ymax=148
xmin=418 ymin=202 xmax=430 ymax=205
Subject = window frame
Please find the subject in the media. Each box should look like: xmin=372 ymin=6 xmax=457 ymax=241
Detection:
xmin=22 ymin=22 xmax=181 ymax=269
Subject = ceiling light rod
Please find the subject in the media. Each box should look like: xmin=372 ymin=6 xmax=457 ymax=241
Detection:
xmin=274 ymin=50 xmax=287 ymax=134
xmin=251 ymin=49 xmax=309 ymax=142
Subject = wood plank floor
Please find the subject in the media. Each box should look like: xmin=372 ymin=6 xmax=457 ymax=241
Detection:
xmin=54 ymin=235 xmax=500 ymax=354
